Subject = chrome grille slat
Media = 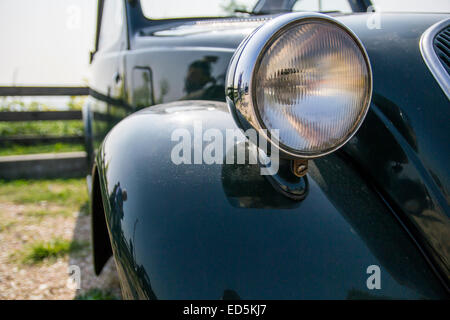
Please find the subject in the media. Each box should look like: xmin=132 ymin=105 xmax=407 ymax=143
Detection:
xmin=434 ymin=26 xmax=450 ymax=74
xmin=420 ymin=18 xmax=450 ymax=100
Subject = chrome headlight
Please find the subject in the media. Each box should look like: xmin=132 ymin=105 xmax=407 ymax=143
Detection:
xmin=226 ymin=13 xmax=372 ymax=158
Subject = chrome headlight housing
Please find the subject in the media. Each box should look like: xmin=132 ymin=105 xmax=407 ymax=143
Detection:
xmin=226 ymin=13 xmax=372 ymax=158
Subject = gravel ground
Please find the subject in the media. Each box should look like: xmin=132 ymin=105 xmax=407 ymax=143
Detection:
xmin=0 ymin=201 xmax=122 ymax=300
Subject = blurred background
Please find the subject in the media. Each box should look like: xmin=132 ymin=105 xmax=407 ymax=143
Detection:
xmin=0 ymin=0 xmax=121 ymax=300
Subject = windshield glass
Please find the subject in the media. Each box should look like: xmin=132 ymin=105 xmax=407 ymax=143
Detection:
xmin=141 ymin=0 xmax=259 ymax=19
xmin=140 ymin=0 xmax=450 ymax=20
xmin=140 ymin=0 xmax=354 ymax=20
xmin=371 ymin=0 xmax=449 ymax=13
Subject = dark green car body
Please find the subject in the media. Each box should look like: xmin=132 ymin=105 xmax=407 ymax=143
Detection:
xmin=85 ymin=0 xmax=450 ymax=299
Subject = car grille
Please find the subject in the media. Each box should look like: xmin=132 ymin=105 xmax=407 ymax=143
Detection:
xmin=433 ymin=26 xmax=450 ymax=75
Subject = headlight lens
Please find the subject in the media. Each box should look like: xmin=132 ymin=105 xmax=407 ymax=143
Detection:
xmin=226 ymin=13 xmax=372 ymax=158
xmin=255 ymin=20 xmax=370 ymax=155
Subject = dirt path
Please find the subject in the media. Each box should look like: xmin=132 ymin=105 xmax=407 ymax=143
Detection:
xmin=0 ymin=200 xmax=122 ymax=299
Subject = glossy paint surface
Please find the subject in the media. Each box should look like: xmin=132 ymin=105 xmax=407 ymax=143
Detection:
xmin=88 ymin=3 xmax=450 ymax=298
xmin=97 ymin=101 xmax=446 ymax=299
xmin=338 ymin=14 xmax=450 ymax=284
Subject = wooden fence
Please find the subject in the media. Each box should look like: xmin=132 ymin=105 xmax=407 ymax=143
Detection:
xmin=0 ymin=111 xmax=84 ymax=146
xmin=0 ymin=87 xmax=88 ymax=178
xmin=0 ymin=86 xmax=89 ymax=96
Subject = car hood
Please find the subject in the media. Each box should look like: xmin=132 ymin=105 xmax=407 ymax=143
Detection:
xmin=138 ymin=13 xmax=447 ymax=49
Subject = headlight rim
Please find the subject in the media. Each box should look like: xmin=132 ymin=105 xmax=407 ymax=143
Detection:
xmin=226 ymin=12 xmax=373 ymax=159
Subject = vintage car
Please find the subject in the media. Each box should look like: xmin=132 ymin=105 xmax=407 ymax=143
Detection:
xmin=83 ymin=0 xmax=450 ymax=299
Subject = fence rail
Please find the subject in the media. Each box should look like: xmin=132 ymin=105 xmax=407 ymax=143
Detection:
xmin=0 ymin=86 xmax=89 ymax=96
xmin=0 ymin=135 xmax=84 ymax=146
xmin=0 ymin=110 xmax=82 ymax=122
xmin=0 ymin=87 xmax=89 ymax=178
xmin=0 ymin=152 xmax=87 ymax=179
xmin=0 ymin=110 xmax=84 ymax=146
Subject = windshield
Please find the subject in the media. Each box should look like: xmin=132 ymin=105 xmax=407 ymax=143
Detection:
xmin=140 ymin=0 xmax=353 ymax=20
xmin=140 ymin=0 xmax=450 ymax=20
xmin=141 ymin=0 xmax=259 ymax=19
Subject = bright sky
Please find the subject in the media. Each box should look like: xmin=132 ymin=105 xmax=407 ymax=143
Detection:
xmin=0 ymin=0 xmax=448 ymax=86
xmin=0 ymin=0 xmax=97 ymax=86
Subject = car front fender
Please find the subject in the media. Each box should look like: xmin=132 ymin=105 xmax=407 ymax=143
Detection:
xmin=94 ymin=100 xmax=447 ymax=299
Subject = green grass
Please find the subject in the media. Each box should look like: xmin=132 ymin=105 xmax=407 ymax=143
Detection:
xmin=21 ymin=238 xmax=87 ymax=264
xmin=0 ymin=221 xmax=15 ymax=232
xmin=0 ymin=143 xmax=84 ymax=156
xmin=0 ymin=96 xmax=86 ymax=112
xmin=23 ymin=208 xmax=56 ymax=218
xmin=0 ymin=179 xmax=88 ymax=208
xmin=22 ymin=201 xmax=89 ymax=218
xmin=23 ymin=207 xmax=76 ymax=219
xmin=0 ymin=120 xmax=84 ymax=137
xmin=75 ymin=289 xmax=118 ymax=300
